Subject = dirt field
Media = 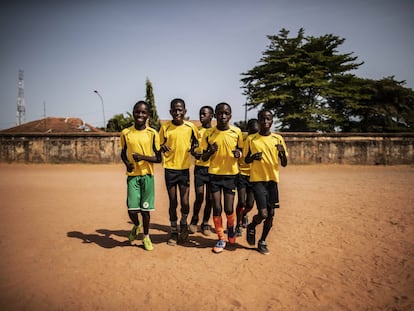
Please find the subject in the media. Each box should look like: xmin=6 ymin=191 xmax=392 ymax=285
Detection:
xmin=0 ymin=163 xmax=413 ymax=311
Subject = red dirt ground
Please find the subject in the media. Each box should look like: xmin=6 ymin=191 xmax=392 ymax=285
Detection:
xmin=0 ymin=163 xmax=413 ymax=310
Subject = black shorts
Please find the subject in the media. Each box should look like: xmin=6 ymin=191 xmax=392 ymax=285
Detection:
xmin=252 ymin=181 xmax=279 ymax=210
xmin=194 ymin=165 xmax=210 ymax=188
xmin=209 ymin=174 xmax=237 ymax=195
xmin=164 ymin=168 xmax=190 ymax=189
xmin=236 ymin=173 xmax=252 ymax=191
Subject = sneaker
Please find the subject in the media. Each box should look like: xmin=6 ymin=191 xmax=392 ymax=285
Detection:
xmin=258 ymin=240 xmax=270 ymax=255
xmin=227 ymin=226 xmax=236 ymax=244
xmin=212 ymin=240 xmax=226 ymax=254
xmin=179 ymin=224 xmax=189 ymax=242
xmin=235 ymin=225 xmax=243 ymax=237
xmin=188 ymin=223 xmax=198 ymax=234
xmin=246 ymin=223 xmax=256 ymax=246
xmin=242 ymin=216 xmax=248 ymax=228
xmin=143 ymin=236 xmax=154 ymax=251
xmin=167 ymin=231 xmax=178 ymax=246
xmin=201 ymin=224 xmax=212 ymax=236
xmin=128 ymin=223 xmax=142 ymax=242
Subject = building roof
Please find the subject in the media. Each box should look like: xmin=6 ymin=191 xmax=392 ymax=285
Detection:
xmin=0 ymin=117 xmax=104 ymax=134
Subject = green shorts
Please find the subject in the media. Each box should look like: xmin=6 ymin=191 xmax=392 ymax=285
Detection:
xmin=127 ymin=175 xmax=155 ymax=212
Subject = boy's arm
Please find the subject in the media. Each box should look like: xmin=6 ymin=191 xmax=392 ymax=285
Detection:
xmin=276 ymin=144 xmax=288 ymax=167
xmin=245 ymin=150 xmax=262 ymax=163
xmin=121 ymin=145 xmax=134 ymax=172
xmin=132 ymin=134 xmax=162 ymax=164
xmin=190 ymin=132 xmax=201 ymax=160
xmin=243 ymin=137 xmax=261 ymax=163
xmin=132 ymin=152 xmax=161 ymax=164
xmin=201 ymin=141 xmax=218 ymax=162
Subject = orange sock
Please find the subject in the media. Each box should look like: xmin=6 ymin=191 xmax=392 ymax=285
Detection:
xmin=213 ymin=216 xmax=225 ymax=240
xmin=226 ymin=211 xmax=236 ymax=228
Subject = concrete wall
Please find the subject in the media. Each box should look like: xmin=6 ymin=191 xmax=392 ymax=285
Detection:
xmin=0 ymin=132 xmax=413 ymax=165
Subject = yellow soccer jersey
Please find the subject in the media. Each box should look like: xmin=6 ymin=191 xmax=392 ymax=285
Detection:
xmin=201 ymin=125 xmax=243 ymax=175
xmin=243 ymin=132 xmax=288 ymax=183
xmin=194 ymin=126 xmax=211 ymax=167
xmin=159 ymin=120 xmax=200 ymax=170
xmin=238 ymin=132 xmax=254 ymax=176
xmin=120 ymin=126 xmax=161 ymax=176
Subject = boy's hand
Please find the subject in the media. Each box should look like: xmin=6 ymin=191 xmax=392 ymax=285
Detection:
xmin=252 ymin=152 xmax=262 ymax=161
xmin=232 ymin=149 xmax=242 ymax=158
xmin=160 ymin=144 xmax=171 ymax=153
xmin=276 ymin=144 xmax=285 ymax=153
xmin=126 ymin=162 xmax=134 ymax=172
xmin=132 ymin=153 xmax=142 ymax=162
xmin=207 ymin=142 xmax=218 ymax=155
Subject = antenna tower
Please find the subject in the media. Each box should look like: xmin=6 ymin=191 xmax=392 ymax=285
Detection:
xmin=16 ymin=69 xmax=26 ymax=125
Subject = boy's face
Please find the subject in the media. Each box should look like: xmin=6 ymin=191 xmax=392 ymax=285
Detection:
xmin=199 ymin=108 xmax=213 ymax=125
xmin=259 ymin=111 xmax=273 ymax=131
xmin=170 ymin=102 xmax=186 ymax=123
xmin=248 ymin=122 xmax=259 ymax=135
xmin=133 ymin=104 xmax=149 ymax=126
xmin=215 ymin=104 xmax=231 ymax=127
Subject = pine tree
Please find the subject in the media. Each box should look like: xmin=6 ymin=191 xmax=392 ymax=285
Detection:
xmin=241 ymin=28 xmax=363 ymax=132
xmin=145 ymin=78 xmax=161 ymax=131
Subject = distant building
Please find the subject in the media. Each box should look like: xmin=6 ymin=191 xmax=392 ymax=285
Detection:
xmin=0 ymin=117 xmax=104 ymax=134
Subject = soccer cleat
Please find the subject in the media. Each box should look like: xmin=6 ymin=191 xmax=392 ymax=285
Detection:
xmin=227 ymin=226 xmax=236 ymax=244
xmin=201 ymin=224 xmax=212 ymax=236
xmin=246 ymin=223 xmax=256 ymax=246
xmin=179 ymin=224 xmax=189 ymax=242
xmin=128 ymin=223 xmax=142 ymax=242
xmin=235 ymin=225 xmax=243 ymax=237
xmin=258 ymin=240 xmax=270 ymax=255
xmin=212 ymin=240 xmax=226 ymax=254
xmin=143 ymin=236 xmax=154 ymax=251
xmin=167 ymin=231 xmax=178 ymax=246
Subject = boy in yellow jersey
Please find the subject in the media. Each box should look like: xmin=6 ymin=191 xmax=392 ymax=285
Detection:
xmin=201 ymin=103 xmax=243 ymax=254
xmin=235 ymin=118 xmax=259 ymax=237
xmin=243 ymin=109 xmax=288 ymax=255
xmin=120 ymin=101 xmax=162 ymax=251
xmin=189 ymin=106 xmax=214 ymax=236
xmin=159 ymin=98 xmax=200 ymax=246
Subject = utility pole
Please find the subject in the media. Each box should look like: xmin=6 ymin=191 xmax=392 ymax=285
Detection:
xmin=16 ymin=69 xmax=26 ymax=125
xmin=93 ymin=90 xmax=106 ymax=130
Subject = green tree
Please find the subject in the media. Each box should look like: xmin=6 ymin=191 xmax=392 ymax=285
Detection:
xmin=106 ymin=113 xmax=133 ymax=132
xmin=145 ymin=78 xmax=161 ymax=131
xmin=241 ymin=28 xmax=363 ymax=132
xmin=346 ymin=77 xmax=414 ymax=132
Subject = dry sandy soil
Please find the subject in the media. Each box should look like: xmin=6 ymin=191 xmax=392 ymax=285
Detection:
xmin=0 ymin=163 xmax=413 ymax=311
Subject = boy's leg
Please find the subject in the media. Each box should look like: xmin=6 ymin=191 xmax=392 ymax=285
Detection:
xmin=178 ymin=182 xmax=190 ymax=242
xmin=166 ymin=184 xmax=179 ymax=246
xmin=201 ymin=183 xmax=213 ymax=235
xmin=258 ymin=182 xmax=278 ymax=255
xmin=247 ymin=182 xmax=269 ymax=246
xmin=128 ymin=211 xmax=142 ymax=242
xmin=223 ymin=191 xmax=236 ymax=243
xmin=126 ymin=176 xmax=142 ymax=241
xmin=211 ymin=190 xmax=225 ymax=241
xmin=141 ymin=211 xmax=154 ymax=251
xmin=190 ymin=184 xmax=204 ymax=233
xmin=236 ymin=185 xmax=246 ymax=236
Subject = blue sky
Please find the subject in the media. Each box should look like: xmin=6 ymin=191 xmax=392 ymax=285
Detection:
xmin=1 ymin=0 xmax=413 ymax=130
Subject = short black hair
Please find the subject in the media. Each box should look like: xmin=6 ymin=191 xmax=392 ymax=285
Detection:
xmin=200 ymin=105 xmax=214 ymax=114
xmin=215 ymin=102 xmax=232 ymax=114
xmin=258 ymin=109 xmax=273 ymax=119
xmin=247 ymin=118 xmax=258 ymax=128
xmin=170 ymin=98 xmax=186 ymax=109
xmin=133 ymin=100 xmax=149 ymax=111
